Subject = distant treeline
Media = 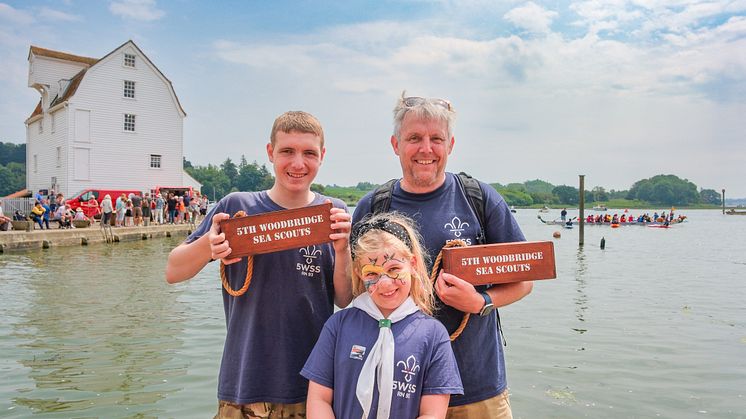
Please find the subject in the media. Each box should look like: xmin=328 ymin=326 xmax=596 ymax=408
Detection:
xmin=0 ymin=142 xmax=26 ymax=196
xmin=184 ymin=157 xmax=275 ymax=201
xmin=322 ymin=175 xmax=722 ymax=207
xmin=489 ymin=174 xmax=722 ymax=207
xmin=186 ymin=157 xmax=722 ymax=207
xmin=0 ymin=143 xmax=725 ymax=208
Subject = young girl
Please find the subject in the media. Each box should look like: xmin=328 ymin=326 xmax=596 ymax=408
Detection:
xmin=302 ymin=213 xmax=463 ymax=419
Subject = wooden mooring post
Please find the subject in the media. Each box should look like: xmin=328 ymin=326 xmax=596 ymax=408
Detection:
xmin=579 ymin=175 xmax=585 ymax=246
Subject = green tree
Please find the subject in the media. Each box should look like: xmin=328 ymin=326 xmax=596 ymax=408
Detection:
xmin=355 ymin=182 xmax=376 ymax=190
xmin=234 ymin=156 xmax=273 ymax=192
xmin=529 ymin=191 xmax=555 ymax=205
xmin=221 ymin=158 xmax=238 ymax=189
xmin=523 ymin=179 xmax=554 ymax=195
xmin=628 ymin=174 xmax=699 ymax=205
xmin=0 ymin=142 xmax=25 ymax=165
xmin=552 ymin=185 xmax=579 ymax=205
xmin=699 ymin=189 xmax=721 ymax=205
xmin=187 ymin=164 xmax=231 ymax=201
xmin=590 ymin=186 xmax=609 ymax=202
xmin=499 ymin=188 xmax=534 ymax=206
xmin=0 ymin=162 xmax=26 ymax=196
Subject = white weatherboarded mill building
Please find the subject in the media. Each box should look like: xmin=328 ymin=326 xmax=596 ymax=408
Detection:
xmin=25 ymin=40 xmax=200 ymax=198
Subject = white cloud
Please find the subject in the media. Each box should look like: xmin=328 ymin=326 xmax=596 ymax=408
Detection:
xmin=0 ymin=3 xmax=35 ymax=25
xmin=39 ymin=7 xmax=81 ymax=22
xmin=504 ymin=2 xmax=558 ymax=33
xmin=109 ymin=0 xmax=165 ymax=21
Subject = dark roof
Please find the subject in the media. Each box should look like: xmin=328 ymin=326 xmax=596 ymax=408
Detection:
xmin=29 ymin=46 xmax=98 ymax=66
xmin=29 ymin=100 xmax=42 ymax=120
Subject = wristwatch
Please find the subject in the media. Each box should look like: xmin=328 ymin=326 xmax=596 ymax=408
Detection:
xmin=478 ymin=292 xmax=495 ymax=317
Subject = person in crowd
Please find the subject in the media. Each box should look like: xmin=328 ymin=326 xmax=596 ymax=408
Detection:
xmin=125 ymin=199 xmax=134 ymax=227
xmin=73 ymin=207 xmax=89 ymax=223
xmin=183 ymin=192 xmax=191 ymax=224
xmin=132 ymin=193 xmax=143 ymax=226
xmin=142 ymin=192 xmax=152 ymax=226
xmin=155 ymin=193 xmax=166 ymax=225
xmin=82 ymin=195 xmax=100 ymax=221
xmin=55 ymin=201 xmax=72 ymax=229
xmin=31 ymin=201 xmax=48 ymax=229
xmin=115 ymin=194 xmax=126 ymax=227
xmin=353 ymin=93 xmax=531 ymax=418
xmin=50 ymin=192 xmax=61 ymax=215
xmin=303 ymin=213 xmax=463 ymax=418
xmin=167 ymin=193 xmax=177 ymax=224
xmin=0 ymin=203 xmax=10 ymax=231
xmin=177 ymin=196 xmax=186 ymax=224
xmin=34 ymin=189 xmax=44 ymax=204
xmin=165 ymin=111 xmax=353 ymax=418
xmin=199 ymin=194 xmax=209 ymax=219
xmin=42 ymin=199 xmax=52 ymax=229
xmin=101 ymin=194 xmax=114 ymax=227
xmin=188 ymin=196 xmax=200 ymax=226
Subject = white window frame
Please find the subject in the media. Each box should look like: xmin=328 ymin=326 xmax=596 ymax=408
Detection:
xmin=33 ymin=154 xmax=38 ymax=173
xmin=56 ymin=146 xmax=61 ymax=167
xmin=150 ymin=154 xmax=162 ymax=169
xmin=38 ymin=117 xmax=43 ymax=134
xmin=124 ymin=80 xmax=135 ymax=98
xmin=124 ymin=114 xmax=136 ymax=132
xmin=124 ymin=53 xmax=136 ymax=68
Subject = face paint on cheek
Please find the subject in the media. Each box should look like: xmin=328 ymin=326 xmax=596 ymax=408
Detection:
xmin=363 ymin=278 xmax=379 ymax=292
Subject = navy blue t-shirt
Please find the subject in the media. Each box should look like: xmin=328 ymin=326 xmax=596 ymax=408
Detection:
xmin=301 ymin=308 xmax=463 ymax=418
xmin=353 ymin=173 xmax=525 ymax=406
xmin=187 ymin=191 xmax=347 ymax=404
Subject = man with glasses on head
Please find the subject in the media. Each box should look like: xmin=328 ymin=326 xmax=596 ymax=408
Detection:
xmin=353 ymin=93 xmax=532 ymax=418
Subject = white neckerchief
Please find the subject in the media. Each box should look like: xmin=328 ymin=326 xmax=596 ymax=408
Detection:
xmin=352 ymin=293 xmax=420 ymax=419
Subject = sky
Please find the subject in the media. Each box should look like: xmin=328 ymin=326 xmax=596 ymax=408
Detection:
xmin=1 ymin=0 xmax=745 ymax=197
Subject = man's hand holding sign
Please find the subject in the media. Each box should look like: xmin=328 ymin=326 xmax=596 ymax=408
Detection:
xmin=436 ymin=241 xmax=556 ymax=315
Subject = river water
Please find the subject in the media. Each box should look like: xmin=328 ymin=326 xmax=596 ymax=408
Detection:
xmin=1 ymin=209 xmax=744 ymax=418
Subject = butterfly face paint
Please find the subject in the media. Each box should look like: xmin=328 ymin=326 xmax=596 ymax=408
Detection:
xmin=357 ymin=251 xmax=414 ymax=318
xmin=359 ymin=253 xmax=410 ymax=293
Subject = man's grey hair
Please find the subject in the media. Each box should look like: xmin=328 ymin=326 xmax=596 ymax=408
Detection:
xmin=392 ymin=93 xmax=456 ymax=140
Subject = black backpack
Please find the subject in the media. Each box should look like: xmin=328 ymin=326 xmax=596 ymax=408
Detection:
xmin=368 ymin=172 xmax=508 ymax=344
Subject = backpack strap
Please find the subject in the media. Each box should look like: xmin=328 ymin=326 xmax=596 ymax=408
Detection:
xmin=455 ymin=172 xmax=486 ymax=245
xmin=456 ymin=172 xmax=508 ymax=346
xmin=370 ymin=178 xmax=398 ymax=215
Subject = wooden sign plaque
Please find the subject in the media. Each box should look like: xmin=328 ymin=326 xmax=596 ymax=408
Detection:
xmin=442 ymin=241 xmax=556 ymax=285
xmin=221 ymin=202 xmax=333 ymax=258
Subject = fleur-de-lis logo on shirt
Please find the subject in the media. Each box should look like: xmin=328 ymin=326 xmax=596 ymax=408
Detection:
xmin=396 ymin=355 xmax=421 ymax=382
xmin=444 ymin=216 xmax=469 ymax=238
xmin=299 ymin=245 xmax=322 ymax=264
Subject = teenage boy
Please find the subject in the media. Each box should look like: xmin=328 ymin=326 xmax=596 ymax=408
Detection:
xmin=165 ymin=111 xmax=352 ymax=418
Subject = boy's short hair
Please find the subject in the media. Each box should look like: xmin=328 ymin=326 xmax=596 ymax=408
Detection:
xmin=270 ymin=111 xmax=324 ymax=148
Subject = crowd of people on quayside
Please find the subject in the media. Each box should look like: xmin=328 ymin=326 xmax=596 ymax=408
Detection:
xmin=5 ymin=189 xmax=209 ymax=230
xmin=584 ymin=210 xmax=687 ymax=225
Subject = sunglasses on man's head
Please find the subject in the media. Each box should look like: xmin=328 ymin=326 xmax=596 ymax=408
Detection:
xmin=401 ymin=96 xmax=453 ymax=111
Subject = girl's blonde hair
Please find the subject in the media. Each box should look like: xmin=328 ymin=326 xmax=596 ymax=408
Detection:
xmin=350 ymin=212 xmax=434 ymax=315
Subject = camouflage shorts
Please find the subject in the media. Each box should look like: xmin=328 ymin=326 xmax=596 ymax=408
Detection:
xmin=214 ymin=400 xmax=306 ymax=419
